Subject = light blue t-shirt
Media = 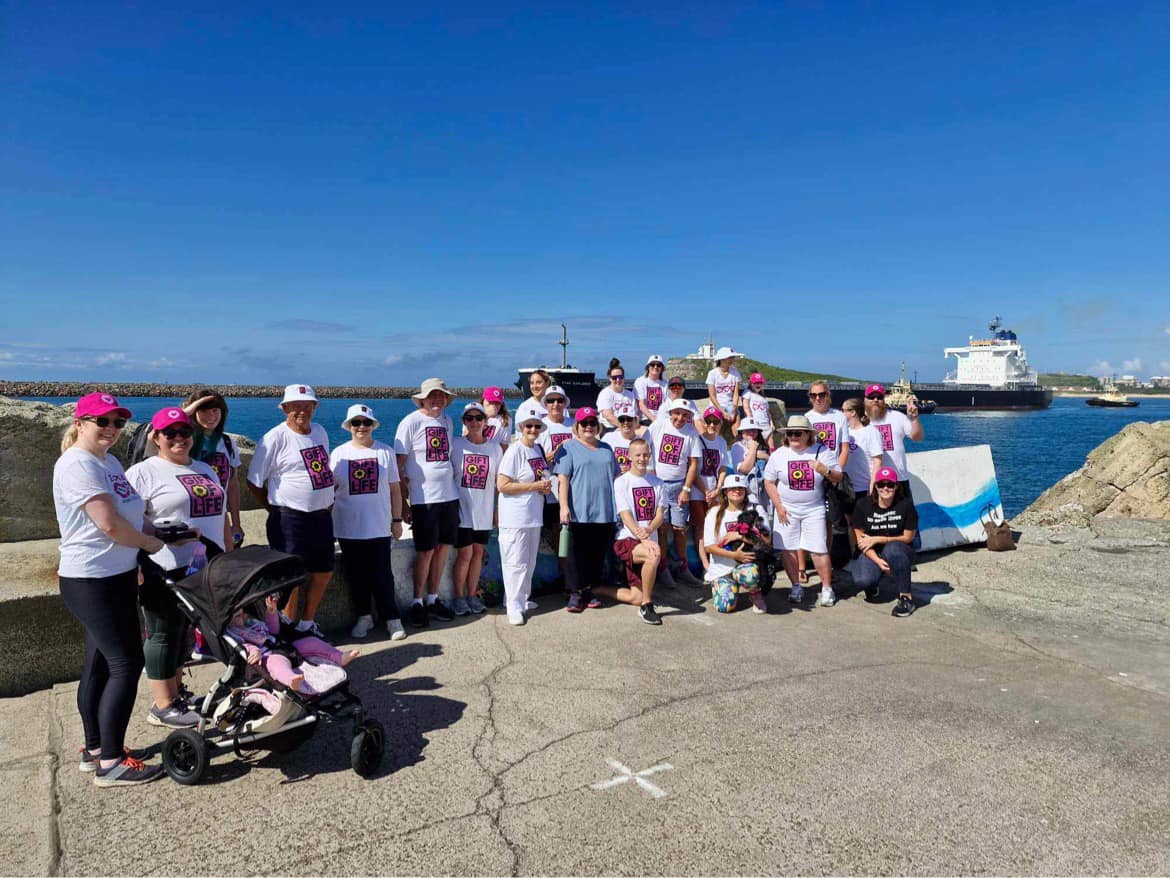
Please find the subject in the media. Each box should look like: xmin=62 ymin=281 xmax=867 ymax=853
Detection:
xmin=552 ymin=440 xmax=620 ymax=524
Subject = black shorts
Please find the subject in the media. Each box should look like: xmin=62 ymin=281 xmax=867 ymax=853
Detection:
xmin=412 ymin=499 xmax=459 ymax=552
xmin=455 ymin=527 xmax=492 ymax=549
xmin=542 ymin=502 xmax=560 ymax=530
xmin=267 ymin=506 xmax=335 ymax=573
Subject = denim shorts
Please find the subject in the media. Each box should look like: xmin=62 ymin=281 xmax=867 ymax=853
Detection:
xmin=661 ymin=480 xmax=690 ymax=529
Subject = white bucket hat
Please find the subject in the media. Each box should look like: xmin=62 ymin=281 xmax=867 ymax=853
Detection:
xmin=412 ymin=377 xmax=456 ymax=400
xmin=342 ymin=403 xmax=378 ymax=429
xmin=280 ymin=384 xmax=318 ymax=408
xmin=784 ymin=414 xmax=815 ymax=433
xmin=713 ymin=346 xmax=741 ymax=362
xmin=723 ymin=473 xmax=750 ymax=491
xmin=516 ymin=402 xmax=547 ymax=429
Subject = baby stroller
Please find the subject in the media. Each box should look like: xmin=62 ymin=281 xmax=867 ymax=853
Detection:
xmin=162 ymin=546 xmax=384 ymax=784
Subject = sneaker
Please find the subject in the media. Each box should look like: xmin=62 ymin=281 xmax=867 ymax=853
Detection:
xmin=525 ymin=600 xmax=539 ymax=611
xmin=892 ymin=596 xmax=917 ymax=618
xmin=566 ymin=593 xmax=584 ymax=613
xmin=350 ymin=614 xmax=375 ymax=638
xmin=93 ymin=755 xmax=163 ymax=788
xmin=864 ymin=585 xmax=880 ymax=602
xmin=296 ymin=620 xmax=327 ymax=640
xmin=751 ymin=592 xmax=768 ymax=614
xmin=585 ymin=591 xmax=602 ymax=609
xmin=657 ymin=565 xmax=677 ymax=588
xmin=386 ymin=619 xmax=407 ymax=641
xmin=788 ymin=584 xmax=805 ymax=604
xmin=79 ymin=746 xmax=144 ymax=773
xmin=507 ymin=610 xmax=526 ymax=626
xmin=639 ymin=603 xmax=662 ymax=625
xmin=818 ymin=587 xmax=836 ymax=608
xmin=452 ymin=598 xmax=471 ymax=616
xmin=147 ymin=700 xmax=200 ymax=729
xmin=467 ymin=595 xmax=487 ymax=614
xmin=407 ymin=602 xmax=429 ymax=628
xmin=428 ymin=599 xmax=455 ymax=621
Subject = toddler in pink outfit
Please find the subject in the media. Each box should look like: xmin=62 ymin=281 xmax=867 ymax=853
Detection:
xmin=227 ymin=595 xmax=358 ymax=695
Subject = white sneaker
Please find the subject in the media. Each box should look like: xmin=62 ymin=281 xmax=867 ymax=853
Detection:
xmin=507 ymin=610 xmax=526 ymax=626
xmin=818 ymin=587 xmax=836 ymax=607
xmin=350 ymin=615 xmax=375 ymax=638
xmin=525 ymin=600 xmax=538 ymax=611
xmin=386 ymin=619 xmax=406 ymax=641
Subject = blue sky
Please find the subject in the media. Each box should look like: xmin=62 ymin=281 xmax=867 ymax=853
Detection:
xmin=2 ymin=1 xmax=1168 ymax=386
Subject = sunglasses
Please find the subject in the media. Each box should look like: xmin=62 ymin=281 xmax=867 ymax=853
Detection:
xmin=784 ymin=430 xmax=808 ymax=437
xmin=522 ymin=422 xmax=543 ymax=430
xmin=161 ymin=426 xmax=194 ymax=440
xmin=618 ymin=416 xmax=636 ymax=422
xmin=350 ymin=418 xmax=375 ymax=427
xmin=876 ymin=481 xmax=897 ymax=489
xmin=704 ymin=418 xmax=722 ymax=426
xmin=610 ymin=375 xmax=625 ymax=381
xmin=546 ymin=398 xmax=566 ymax=404
xmin=462 ymin=415 xmax=485 ymax=422
xmin=866 ymin=393 xmax=885 ymax=400
xmin=85 ymin=416 xmax=128 ymax=429
xmin=808 ymin=392 xmax=829 ymax=400
xmin=578 ymin=420 xmax=600 ymax=428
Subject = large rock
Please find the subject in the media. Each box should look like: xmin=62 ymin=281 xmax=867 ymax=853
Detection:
xmin=0 ymin=396 xmax=257 ymax=542
xmin=1017 ymin=420 xmax=1170 ymax=527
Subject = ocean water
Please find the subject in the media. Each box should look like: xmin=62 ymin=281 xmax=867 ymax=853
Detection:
xmin=24 ymin=396 xmax=1170 ymax=518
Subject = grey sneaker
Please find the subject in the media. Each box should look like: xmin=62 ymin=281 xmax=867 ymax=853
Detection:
xmin=788 ymin=584 xmax=805 ymax=603
xmin=93 ymin=755 xmax=163 ymax=788
xmin=467 ymin=595 xmax=487 ymax=614
xmin=350 ymin=614 xmax=375 ymax=638
xmin=147 ymin=700 xmax=200 ymax=729
xmin=452 ymin=598 xmax=471 ymax=616
xmin=386 ymin=619 xmax=407 ymax=641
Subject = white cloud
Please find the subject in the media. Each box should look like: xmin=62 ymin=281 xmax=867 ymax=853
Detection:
xmin=1160 ymin=360 xmax=1170 ymax=372
xmin=1089 ymin=360 xmax=1113 ymax=377
xmin=1164 ymin=326 xmax=1170 ymax=337
xmin=95 ymin=352 xmax=127 ymax=366
xmin=383 ymin=354 xmax=402 ymax=366
xmin=147 ymin=357 xmax=178 ymax=368
xmin=1122 ymin=358 xmax=1143 ymax=373
xmin=0 ymin=351 xmax=12 ymax=361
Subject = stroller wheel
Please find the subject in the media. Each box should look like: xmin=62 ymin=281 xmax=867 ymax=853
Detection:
xmin=350 ymin=719 xmax=384 ymax=778
xmin=162 ymin=728 xmax=209 ymax=785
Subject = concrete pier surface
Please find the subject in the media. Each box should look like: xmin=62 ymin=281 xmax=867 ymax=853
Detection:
xmin=2 ymin=519 xmax=1168 ymax=876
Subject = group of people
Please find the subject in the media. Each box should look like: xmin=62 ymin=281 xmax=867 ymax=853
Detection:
xmin=51 ymin=352 xmax=925 ymax=786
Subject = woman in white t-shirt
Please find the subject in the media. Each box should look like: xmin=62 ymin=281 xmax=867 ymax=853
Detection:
xmin=478 ymin=386 xmax=511 ymax=453
xmin=705 ymin=346 xmax=743 ymax=429
xmin=841 ymin=398 xmax=884 ymax=553
xmin=694 ymin=407 xmax=729 ymax=572
xmin=450 ymin=403 xmax=502 ymax=618
xmin=635 ymin=354 xmax=668 ymax=425
xmin=739 ymin=372 xmax=776 ymax=450
xmin=763 ymin=415 xmax=844 ymax=608
xmin=602 ymin=413 xmax=639 ymax=474
xmin=515 ymin=370 xmax=552 ymax=434
xmin=730 ymin=417 xmax=770 ymax=515
xmin=182 ymin=389 xmax=243 ymax=548
xmin=496 ymin=405 xmax=553 ymax=626
xmin=596 ymin=358 xmax=638 ymax=431
xmin=127 ymin=406 xmax=228 ymax=732
xmin=54 ymin=393 xmax=165 ymax=787
xmin=329 ymin=403 xmax=405 ymax=642
xmin=703 ymin=475 xmax=767 ymax=614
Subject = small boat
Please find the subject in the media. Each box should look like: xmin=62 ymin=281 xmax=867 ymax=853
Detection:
xmin=1087 ymin=378 xmax=1139 ymax=408
xmin=886 ymin=364 xmax=937 ymax=415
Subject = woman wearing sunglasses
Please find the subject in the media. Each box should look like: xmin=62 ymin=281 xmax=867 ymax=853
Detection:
xmin=847 ymin=466 xmax=919 ymax=618
xmin=127 ymin=407 xmax=228 ymax=732
xmin=763 ymin=414 xmax=844 ymax=607
xmin=450 ymin=402 xmax=502 ymax=617
xmin=694 ymin=407 xmax=729 ymax=573
xmin=478 ymin=386 xmax=512 ymax=453
xmin=635 ymin=354 xmax=668 ymax=425
xmin=54 ymin=393 xmax=166 ymax=786
xmin=330 ymin=404 xmax=406 ymax=641
xmin=596 ymin=358 xmax=638 ymax=432
xmin=705 ymin=346 xmax=743 ymax=435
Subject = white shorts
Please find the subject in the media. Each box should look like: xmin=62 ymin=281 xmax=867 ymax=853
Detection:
xmin=772 ymin=507 xmax=828 ymax=554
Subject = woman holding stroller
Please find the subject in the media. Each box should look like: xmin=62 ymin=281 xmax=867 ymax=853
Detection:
xmin=54 ymin=393 xmax=165 ymax=786
xmin=127 ymin=407 xmax=229 ymax=732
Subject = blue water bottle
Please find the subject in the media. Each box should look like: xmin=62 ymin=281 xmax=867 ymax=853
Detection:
xmin=185 ymin=543 xmax=208 ymax=578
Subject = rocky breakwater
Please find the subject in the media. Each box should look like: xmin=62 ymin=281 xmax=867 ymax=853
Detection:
xmin=1016 ymin=420 xmax=1170 ymax=527
xmin=0 ymin=396 xmax=258 ymax=542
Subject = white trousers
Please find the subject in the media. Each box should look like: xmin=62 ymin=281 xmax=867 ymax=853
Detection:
xmin=499 ymin=526 xmax=541 ymax=615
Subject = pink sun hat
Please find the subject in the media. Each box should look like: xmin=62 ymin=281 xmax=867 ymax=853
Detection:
xmin=150 ymin=407 xmax=191 ymax=431
xmin=75 ymin=392 xmax=131 ymax=420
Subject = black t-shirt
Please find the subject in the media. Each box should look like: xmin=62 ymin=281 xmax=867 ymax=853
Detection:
xmin=853 ymin=495 xmax=918 ymax=539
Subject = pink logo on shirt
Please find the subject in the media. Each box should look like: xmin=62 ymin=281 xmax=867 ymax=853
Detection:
xmin=549 ymin=432 xmax=572 ymax=454
xmin=658 ymin=434 xmax=683 ymax=466
xmin=787 ymin=460 xmax=814 ymax=491
xmin=483 ymin=424 xmax=496 ymax=440
xmin=612 ymin=446 xmax=630 ymax=472
xmin=347 ymin=458 xmax=379 ymax=495
xmin=632 ymin=486 xmax=657 ymax=522
xmin=207 ymin=452 xmax=230 ymax=488
xmin=528 ymin=456 xmax=548 ymax=479
xmin=813 ymin=421 xmax=837 ymax=450
xmin=701 ymin=449 xmax=721 ymax=477
xmin=461 ymin=453 xmax=490 ymax=490
xmin=177 ymin=473 xmax=225 ymax=517
xmin=646 ymin=386 xmax=663 ymax=411
xmin=424 ymin=426 xmax=450 ymax=462
xmin=300 ymin=446 xmax=335 ymax=490
xmin=107 ymin=472 xmax=136 ymax=500
xmin=876 ymin=424 xmax=894 ymax=451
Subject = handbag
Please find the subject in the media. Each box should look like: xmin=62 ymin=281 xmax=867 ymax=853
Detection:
xmin=980 ymin=504 xmax=1016 ymax=551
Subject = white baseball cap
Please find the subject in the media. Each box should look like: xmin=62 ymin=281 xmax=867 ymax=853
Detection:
xmin=544 ymin=385 xmax=571 ymax=405
xmin=342 ymin=403 xmax=378 ymax=429
xmin=645 ymin=353 xmax=665 ymax=367
xmin=723 ymin=474 xmax=750 ymax=490
xmin=462 ymin=402 xmax=487 ymax=417
xmin=280 ymin=384 xmax=318 ymax=408
xmin=667 ymin=399 xmax=695 ymax=416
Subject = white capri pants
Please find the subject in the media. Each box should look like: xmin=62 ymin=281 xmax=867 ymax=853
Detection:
xmin=772 ymin=506 xmax=828 ymax=554
xmin=499 ymin=526 xmax=541 ymax=615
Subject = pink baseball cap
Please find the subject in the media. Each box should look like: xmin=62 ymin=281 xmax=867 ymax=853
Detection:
xmin=702 ymin=406 xmax=724 ymax=421
xmin=575 ymin=406 xmax=599 ymax=422
xmin=875 ymin=466 xmax=900 ymax=483
xmin=482 ymin=386 xmax=504 ymax=404
xmin=865 ymin=383 xmax=886 ymax=397
xmin=151 ymin=407 xmax=191 ymax=431
xmin=75 ymin=392 xmax=131 ymax=420
xmin=749 ymin=372 xmax=765 ymax=384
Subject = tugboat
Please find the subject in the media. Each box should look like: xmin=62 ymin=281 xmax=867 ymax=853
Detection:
xmin=885 ymin=363 xmax=937 ymax=415
xmin=1086 ymin=377 xmax=1139 ymax=408
xmin=515 ymin=323 xmax=599 ymax=400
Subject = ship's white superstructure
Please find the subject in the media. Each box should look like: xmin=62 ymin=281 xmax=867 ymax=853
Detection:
xmin=943 ymin=316 xmax=1038 ymax=388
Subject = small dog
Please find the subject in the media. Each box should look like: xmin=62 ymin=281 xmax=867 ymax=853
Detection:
xmin=724 ymin=508 xmax=780 ymax=594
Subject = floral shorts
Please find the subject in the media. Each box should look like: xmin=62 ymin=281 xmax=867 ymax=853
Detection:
xmin=710 ymin=563 xmax=760 ymax=613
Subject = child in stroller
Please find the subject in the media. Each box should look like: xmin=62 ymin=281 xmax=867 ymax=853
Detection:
xmin=228 ymin=594 xmax=359 ymax=695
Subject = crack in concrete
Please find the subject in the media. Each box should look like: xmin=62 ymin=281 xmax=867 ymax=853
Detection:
xmin=48 ymin=686 xmax=64 ymax=877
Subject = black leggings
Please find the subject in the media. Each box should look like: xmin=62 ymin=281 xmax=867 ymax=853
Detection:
xmin=568 ymin=522 xmax=615 ymax=592
xmin=337 ymin=537 xmax=400 ymax=621
xmin=59 ymin=570 xmax=145 ymax=760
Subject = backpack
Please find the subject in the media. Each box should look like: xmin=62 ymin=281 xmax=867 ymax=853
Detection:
xmin=125 ymin=422 xmax=158 ymax=467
